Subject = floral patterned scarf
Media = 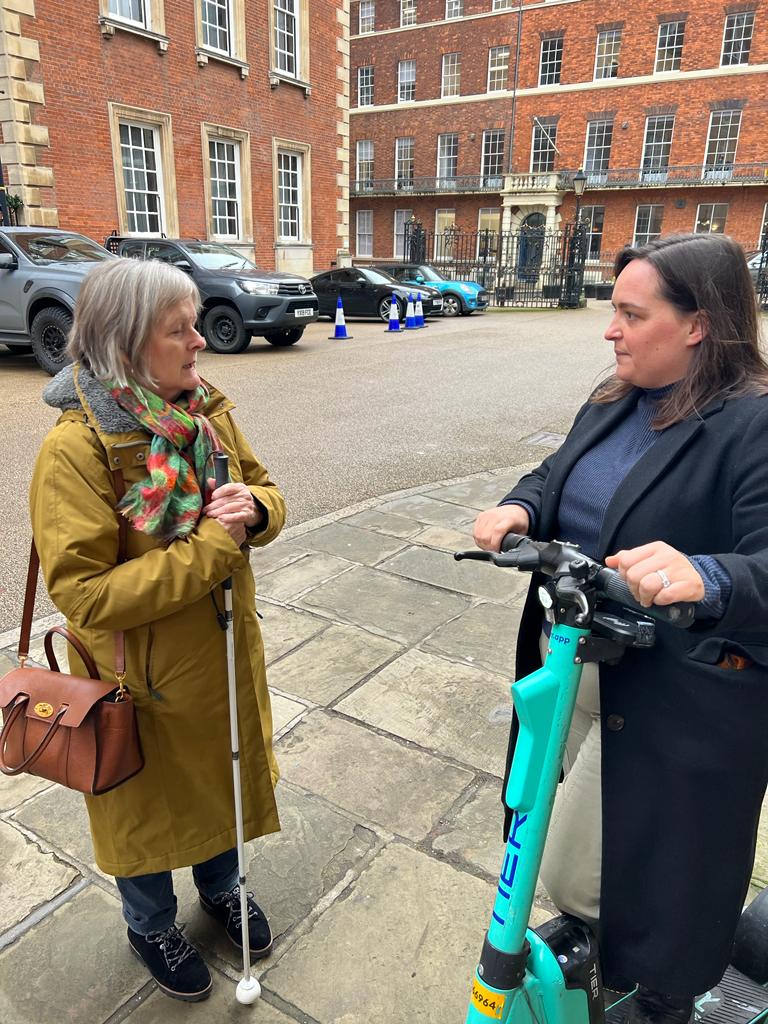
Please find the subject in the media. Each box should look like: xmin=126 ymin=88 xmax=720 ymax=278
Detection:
xmin=107 ymin=380 xmax=219 ymax=542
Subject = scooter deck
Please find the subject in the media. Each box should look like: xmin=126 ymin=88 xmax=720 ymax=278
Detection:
xmin=605 ymin=968 xmax=768 ymax=1024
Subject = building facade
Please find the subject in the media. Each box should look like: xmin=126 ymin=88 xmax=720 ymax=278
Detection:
xmin=0 ymin=0 xmax=352 ymax=274
xmin=349 ymin=0 xmax=768 ymax=269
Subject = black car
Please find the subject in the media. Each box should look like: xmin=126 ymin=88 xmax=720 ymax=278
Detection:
xmin=107 ymin=236 xmax=319 ymax=352
xmin=311 ymin=266 xmax=444 ymax=322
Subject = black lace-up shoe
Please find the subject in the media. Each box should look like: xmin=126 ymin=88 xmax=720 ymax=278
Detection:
xmin=127 ymin=925 xmax=212 ymax=1002
xmin=199 ymin=886 xmax=273 ymax=960
xmin=627 ymin=986 xmax=694 ymax=1024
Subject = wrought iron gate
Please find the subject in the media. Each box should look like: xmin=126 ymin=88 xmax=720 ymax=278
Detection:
xmin=756 ymin=229 xmax=768 ymax=311
xmin=402 ymin=222 xmax=588 ymax=308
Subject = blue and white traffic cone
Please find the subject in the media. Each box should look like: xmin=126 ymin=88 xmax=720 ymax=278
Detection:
xmin=414 ymin=292 xmax=426 ymax=328
xmin=405 ymin=293 xmax=417 ymax=330
xmin=385 ymin=294 xmax=402 ymax=332
xmin=328 ymin=295 xmax=353 ymax=340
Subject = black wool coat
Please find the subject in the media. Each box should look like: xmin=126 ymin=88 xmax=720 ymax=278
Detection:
xmin=502 ymin=388 xmax=768 ymax=998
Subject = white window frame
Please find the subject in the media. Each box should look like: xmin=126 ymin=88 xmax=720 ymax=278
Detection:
xmin=359 ymin=0 xmax=375 ymax=33
xmin=594 ymin=28 xmax=621 ymax=80
xmin=356 ymin=139 xmax=374 ymax=189
xmin=694 ymin=203 xmax=729 ymax=234
xmin=481 ymin=129 xmax=505 ymax=185
xmin=641 ymin=115 xmax=675 ymax=182
xmin=400 ymin=0 xmax=416 ymax=27
xmin=394 ymin=209 xmax=413 ymax=258
xmin=276 ymin=149 xmax=302 ymax=242
xmin=445 ymin=0 xmax=463 ymax=18
xmin=395 ymin=136 xmax=415 ymax=188
xmin=760 ymin=202 xmax=768 ymax=247
xmin=703 ymin=109 xmax=741 ymax=181
xmin=721 ymin=11 xmax=755 ymax=66
xmin=487 ymin=45 xmax=510 ymax=92
xmin=441 ymin=52 xmax=461 ymax=98
xmin=201 ymin=0 xmax=232 ymax=55
xmin=583 ymin=119 xmax=613 ymax=184
xmin=633 ymin=204 xmax=664 ymax=246
xmin=398 ymin=59 xmax=416 ymax=103
xmin=274 ymin=0 xmax=300 ymax=78
xmin=435 ymin=208 xmax=456 ymax=260
xmin=108 ymin=0 xmax=148 ymax=27
xmin=539 ymin=36 xmax=563 ymax=87
xmin=492 ymin=0 xmax=511 ymax=9
xmin=477 ymin=207 xmax=501 ymax=259
xmin=436 ymin=132 xmax=458 ymax=183
xmin=356 ymin=209 xmax=373 ymax=257
xmin=579 ymin=205 xmax=605 ymax=260
xmin=207 ymin=136 xmax=241 ymax=239
xmin=655 ymin=20 xmax=685 ymax=73
xmin=119 ymin=121 xmax=167 ymax=235
xmin=358 ymin=65 xmax=374 ymax=106
xmin=530 ymin=120 xmax=557 ymax=173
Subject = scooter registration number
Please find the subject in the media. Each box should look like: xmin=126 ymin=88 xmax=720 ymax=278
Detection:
xmin=470 ymin=978 xmax=505 ymax=1019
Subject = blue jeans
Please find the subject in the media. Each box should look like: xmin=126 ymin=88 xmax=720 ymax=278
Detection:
xmin=115 ymin=848 xmax=238 ymax=936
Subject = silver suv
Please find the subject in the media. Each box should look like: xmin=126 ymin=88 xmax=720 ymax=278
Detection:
xmin=0 ymin=227 xmax=115 ymax=375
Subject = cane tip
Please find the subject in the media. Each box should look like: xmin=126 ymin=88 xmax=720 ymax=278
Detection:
xmin=236 ymin=976 xmax=261 ymax=1004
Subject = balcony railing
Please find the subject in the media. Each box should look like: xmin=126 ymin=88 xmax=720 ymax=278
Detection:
xmin=350 ymin=172 xmax=566 ymax=197
xmin=560 ymin=163 xmax=768 ymax=189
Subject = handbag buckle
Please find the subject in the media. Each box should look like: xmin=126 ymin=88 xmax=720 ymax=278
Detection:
xmin=34 ymin=702 xmax=54 ymax=718
xmin=115 ymin=671 xmax=127 ymax=701
xmin=18 ymin=654 xmax=27 ymax=669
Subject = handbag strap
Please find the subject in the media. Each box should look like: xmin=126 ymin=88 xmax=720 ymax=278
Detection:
xmin=18 ymin=467 xmax=129 ymax=688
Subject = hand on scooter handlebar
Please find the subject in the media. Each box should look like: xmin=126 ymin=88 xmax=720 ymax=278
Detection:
xmin=455 ymin=534 xmax=695 ymax=628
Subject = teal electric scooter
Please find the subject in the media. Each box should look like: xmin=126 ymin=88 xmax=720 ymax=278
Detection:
xmin=454 ymin=535 xmax=768 ymax=1024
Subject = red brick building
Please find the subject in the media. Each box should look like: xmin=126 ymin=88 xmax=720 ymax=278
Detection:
xmin=349 ymin=0 xmax=768 ymax=268
xmin=0 ymin=0 xmax=351 ymax=274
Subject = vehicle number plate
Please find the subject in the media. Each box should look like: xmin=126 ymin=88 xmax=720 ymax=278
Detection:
xmin=294 ymin=307 xmax=314 ymax=317
xmin=434 ymin=298 xmax=443 ymax=307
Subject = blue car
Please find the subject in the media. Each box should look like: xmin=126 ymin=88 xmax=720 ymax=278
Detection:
xmin=375 ymin=263 xmax=489 ymax=317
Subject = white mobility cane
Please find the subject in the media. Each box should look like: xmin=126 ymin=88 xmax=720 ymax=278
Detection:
xmin=212 ymin=451 xmax=261 ymax=1005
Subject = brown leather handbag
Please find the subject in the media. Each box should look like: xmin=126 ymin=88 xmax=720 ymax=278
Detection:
xmin=0 ymin=472 xmax=144 ymax=794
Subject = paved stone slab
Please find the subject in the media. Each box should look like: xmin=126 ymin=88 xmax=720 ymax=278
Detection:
xmin=432 ymin=780 xmax=507 ymax=877
xmin=277 ymin=712 xmax=473 ymax=841
xmin=0 ymin=820 xmax=79 ymax=932
xmin=127 ymin=977 xmax=297 ymax=1023
xmin=265 ymin=843 xmax=494 ymax=1024
xmin=298 ymin=521 xmax=407 ymax=566
xmin=337 ymin=649 xmax=510 ymax=775
xmin=750 ymin=793 xmax=768 ymax=889
xmin=412 ymin=524 xmax=476 ymax=553
xmin=258 ymin=552 xmax=354 ymax=603
xmin=377 ymin=493 xmax=478 ymax=529
xmin=426 ymin=475 xmax=512 ymax=511
xmin=269 ymin=622 xmax=401 ymax=705
xmin=340 ymin=508 xmax=423 ymax=538
xmin=381 ymin=545 xmax=526 ymax=602
xmin=0 ymin=773 xmax=53 ymax=813
xmin=422 ymin=601 xmax=522 ymax=676
xmin=0 ymin=885 xmax=145 ymax=1024
xmin=12 ymin=784 xmax=103 ymax=878
xmin=175 ymin=784 xmax=378 ymax=965
xmin=251 ymin=538 xmax=311 ymax=577
xmin=297 ymin=565 xmax=470 ymax=645
xmin=260 ymin=603 xmax=328 ymax=666
xmin=0 ymin=649 xmax=15 ymax=674
xmin=270 ymin=692 xmax=308 ymax=734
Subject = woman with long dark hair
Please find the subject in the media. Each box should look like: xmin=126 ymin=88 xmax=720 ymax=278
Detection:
xmin=474 ymin=233 xmax=768 ymax=1024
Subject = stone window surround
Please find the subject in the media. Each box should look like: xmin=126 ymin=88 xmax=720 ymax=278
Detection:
xmin=98 ymin=0 xmax=169 ymax=53
xmin=272 ymin=137 xmax=312 ymax=245
xmin=200 ymin=122 xmax=253 ymax=243
xmin=194 ymin=0 xmax=249 ymax=78
xmin=267 ymin=0 xmax=311 ymax=95
xmin=107 ymin=102 xmax=179 ymax=237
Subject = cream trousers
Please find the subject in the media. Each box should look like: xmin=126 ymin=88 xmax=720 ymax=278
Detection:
xmin=538 ymin=632 xmax=602 ymax=926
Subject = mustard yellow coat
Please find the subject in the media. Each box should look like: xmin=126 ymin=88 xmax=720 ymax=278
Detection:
xmin=30 ymin=366 xmax=285 ymax=876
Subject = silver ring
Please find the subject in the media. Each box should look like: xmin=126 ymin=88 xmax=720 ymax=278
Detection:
xmin=656 ymin=569 xmax=672 ymax=589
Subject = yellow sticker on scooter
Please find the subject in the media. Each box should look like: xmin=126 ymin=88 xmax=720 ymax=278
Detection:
xmin=471 ymin=978 xmax=506 ymax=1019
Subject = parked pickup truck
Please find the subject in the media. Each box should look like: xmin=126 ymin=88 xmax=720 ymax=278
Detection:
xmin=0 ymin=227 xmax=116 ymax=374
xmin=106 ymin=236 xmax=319 ymax=352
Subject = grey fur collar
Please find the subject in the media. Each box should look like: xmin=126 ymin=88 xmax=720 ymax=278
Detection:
xmin=42 ymin=364 xmax=140 ymax=434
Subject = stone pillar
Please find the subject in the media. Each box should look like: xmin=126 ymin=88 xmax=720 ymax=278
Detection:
xmin=0 ymin=0 xmax=56 ymax=226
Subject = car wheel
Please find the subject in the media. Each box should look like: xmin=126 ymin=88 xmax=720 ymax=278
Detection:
xmin=31 ymin=307 xmax=73 ymax=376
xmin=378 ymin=296 xmax=404 ymax=323
xmin=263 ymin=328 xmax=304 ymax=347
xmin=202 ymin=305 xmax=249 ymax=354
xmin=442 ymin=293 xmax=463 ymax=317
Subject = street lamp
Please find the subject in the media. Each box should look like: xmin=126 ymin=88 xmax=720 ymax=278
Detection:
xmin=560 ymin=168 xmax=588 ymax=308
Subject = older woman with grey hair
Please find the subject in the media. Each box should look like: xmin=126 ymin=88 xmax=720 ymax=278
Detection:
xmin=30 ymin=258 xmax=286 ymax=1002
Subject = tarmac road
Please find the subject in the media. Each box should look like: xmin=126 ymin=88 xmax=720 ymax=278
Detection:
xmin=0 ymin=305 xmax=614 ymax=630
